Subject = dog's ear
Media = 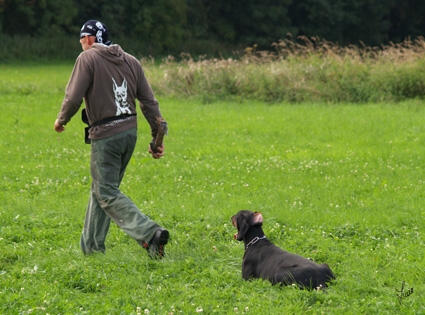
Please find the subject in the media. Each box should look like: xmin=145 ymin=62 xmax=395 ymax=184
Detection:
xmin=250 ymin=211 xmax=263 ymax=226
xmin=235 ymin=214 xmax=249 ymax=241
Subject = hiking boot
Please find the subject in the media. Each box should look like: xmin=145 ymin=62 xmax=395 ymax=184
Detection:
xmin=142 ymin=228 xmax=169 ymax=259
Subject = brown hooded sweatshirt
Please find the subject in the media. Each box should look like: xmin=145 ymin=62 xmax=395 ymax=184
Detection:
xmin=57 ymin=43 xmax=162 ymax=140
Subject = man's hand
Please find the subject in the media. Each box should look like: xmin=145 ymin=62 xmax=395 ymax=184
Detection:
xmin=149 ymin=143 xmax=164 ymax=159
xmin=54 ymin=119 xmax=65 ymax=133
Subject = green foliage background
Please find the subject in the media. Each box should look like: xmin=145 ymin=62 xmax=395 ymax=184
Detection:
xmin=1 ymin=0 xmax=425 ymax=59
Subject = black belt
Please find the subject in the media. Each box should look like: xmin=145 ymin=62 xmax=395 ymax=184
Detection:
xmin=81 ymin=109 xmax=136 ymax=144
xmin=90 ymin=113 xmax=136 ymax=128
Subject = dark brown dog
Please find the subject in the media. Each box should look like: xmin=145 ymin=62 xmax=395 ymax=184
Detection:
xmin=231 ymin=210 xmax=335 ymax=289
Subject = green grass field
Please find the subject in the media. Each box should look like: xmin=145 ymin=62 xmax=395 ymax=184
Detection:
xmin=0 ymin=63 xmax=424 ymax=314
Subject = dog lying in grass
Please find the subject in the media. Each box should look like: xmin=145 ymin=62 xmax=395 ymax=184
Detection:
xmin=231 ymin=210 xmax=335 ymax=290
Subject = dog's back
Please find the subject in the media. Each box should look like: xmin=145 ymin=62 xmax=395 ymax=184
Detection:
xmin=243 ymin=239 xmax=334 ymax=288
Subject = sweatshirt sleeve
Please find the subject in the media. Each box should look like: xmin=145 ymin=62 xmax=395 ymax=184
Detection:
xmin=134 ymin=61 xmax=162 ymax=138
xmin=57 ymin=56 xmax=92 ymax=125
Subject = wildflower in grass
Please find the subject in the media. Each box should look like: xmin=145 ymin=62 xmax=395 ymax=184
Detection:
xmin=196 ymin=306 xmax=203 ymax=313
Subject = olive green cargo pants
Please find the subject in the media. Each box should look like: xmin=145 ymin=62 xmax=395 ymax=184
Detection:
xmin=80 ymin=128 xmax=161 ymax=254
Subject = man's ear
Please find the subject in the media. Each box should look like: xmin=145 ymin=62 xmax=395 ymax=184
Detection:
xmin=87 ymin=35 xmax=96 ymax=47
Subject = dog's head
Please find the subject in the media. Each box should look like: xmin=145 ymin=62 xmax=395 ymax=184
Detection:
xmin=231 ymin=210 xmax=263 ymax=241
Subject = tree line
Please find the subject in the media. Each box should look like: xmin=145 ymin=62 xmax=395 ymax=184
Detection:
xmin=0 ymin=0 xmax=424 ymax=57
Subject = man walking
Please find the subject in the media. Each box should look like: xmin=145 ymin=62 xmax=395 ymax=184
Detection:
xmin=54 ymin=20 xmax=169 ymax=259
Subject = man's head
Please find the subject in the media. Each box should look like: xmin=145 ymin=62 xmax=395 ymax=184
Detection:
xmin=79 ymin=20 xmax=111 ymax=50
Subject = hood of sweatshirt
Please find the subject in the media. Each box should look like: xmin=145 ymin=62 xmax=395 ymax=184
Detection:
xmin=91 ymin=43 xmax=125 ymax=65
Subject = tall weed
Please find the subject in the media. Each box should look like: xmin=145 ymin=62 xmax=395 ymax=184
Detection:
xmin=145 ymin=36 xmax=425 ymax=103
